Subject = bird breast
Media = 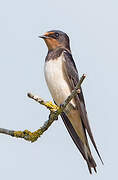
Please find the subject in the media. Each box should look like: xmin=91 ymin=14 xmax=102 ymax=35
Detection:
xmin=44 ymin=55 xmax=75 ymax=107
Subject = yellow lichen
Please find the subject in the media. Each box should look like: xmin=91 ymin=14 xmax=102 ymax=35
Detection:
xmin=14 ymin=129 xmax=44 ymax=142
xmin=14 ymin=131 xmax=25 ymax=138
xmin=44 ymin=101 xmax=60 ymax=111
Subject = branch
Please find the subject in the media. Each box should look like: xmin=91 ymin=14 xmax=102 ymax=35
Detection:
xmin=0 ymin=74 xmax=86 ymax=142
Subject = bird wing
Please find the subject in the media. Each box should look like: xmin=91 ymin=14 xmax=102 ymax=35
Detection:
xmin=61 ymin=50 xmax=103 ymax=164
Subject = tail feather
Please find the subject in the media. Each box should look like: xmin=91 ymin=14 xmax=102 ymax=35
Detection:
xmin=86 ymin=150 xmax=97 ymax=174
xmin=61 ymin=112 xmax=97 ymax=174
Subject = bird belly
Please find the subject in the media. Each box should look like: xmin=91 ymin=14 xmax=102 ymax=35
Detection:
xmin=44 ymin=57 xmax=75 ymax=107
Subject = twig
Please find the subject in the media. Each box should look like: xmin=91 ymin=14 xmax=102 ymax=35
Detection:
xmin=0 ymin=74 xmax=86 ymax=142
xmin=27 ymin=93 xmax=59 ymax=112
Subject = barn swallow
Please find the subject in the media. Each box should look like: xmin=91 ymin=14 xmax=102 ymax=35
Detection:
xmin=39 ymin=30 xmax=103 ymax=173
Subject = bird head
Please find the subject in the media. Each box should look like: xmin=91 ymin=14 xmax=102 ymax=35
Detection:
xmin=39 ymin=30 xmax=70 ymax=51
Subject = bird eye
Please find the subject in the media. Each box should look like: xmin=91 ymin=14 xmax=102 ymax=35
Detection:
xmin=55 ymin=33 xmax=59 ymax=38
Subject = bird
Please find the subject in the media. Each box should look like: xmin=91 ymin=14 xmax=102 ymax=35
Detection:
xmin=39 ymin=30 xmax=103 ymax=174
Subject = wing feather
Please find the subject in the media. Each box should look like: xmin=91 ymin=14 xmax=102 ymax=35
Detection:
xmin=63 ymin=50 xmax=103 ymax=164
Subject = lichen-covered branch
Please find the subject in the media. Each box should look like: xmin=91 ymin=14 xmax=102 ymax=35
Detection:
xmin=0 ymin=74 xmax=86 ymax=143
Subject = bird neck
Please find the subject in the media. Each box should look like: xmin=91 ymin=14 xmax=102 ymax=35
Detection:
xmin=45 ymin=47 xmax=71 ymax=61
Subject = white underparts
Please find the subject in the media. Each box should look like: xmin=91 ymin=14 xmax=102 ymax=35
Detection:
xmin=44 ymin=54 xmax=75 ymax=113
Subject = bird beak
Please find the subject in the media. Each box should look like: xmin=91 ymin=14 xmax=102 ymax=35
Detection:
xmin=39 ymin=35 xmax=49 ymax=39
